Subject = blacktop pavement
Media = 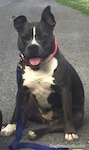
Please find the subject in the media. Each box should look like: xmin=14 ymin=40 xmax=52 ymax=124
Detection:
xmin=0 ymin=0 xmax=89 ymax=149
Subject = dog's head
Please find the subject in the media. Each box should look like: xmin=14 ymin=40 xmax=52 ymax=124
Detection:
xmin=13 ymin=6 xmax=56 ymax=70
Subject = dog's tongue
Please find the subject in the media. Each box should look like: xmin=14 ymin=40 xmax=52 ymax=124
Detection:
xmin=29 ymin=58 xmax=42 ymax=66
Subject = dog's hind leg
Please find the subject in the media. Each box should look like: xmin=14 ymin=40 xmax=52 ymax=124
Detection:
xmin=28 ymin=107 xmax=84 ymax=140
xmin=28 ymin=119 xmax=64 ymax=140
xmin=73 ymin=106 xmax=84 ymax=129
xmin=64 ymin=107 xmax=84 ymax=141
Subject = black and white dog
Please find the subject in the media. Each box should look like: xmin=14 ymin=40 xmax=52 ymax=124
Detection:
xmin=1 ymin=6 xmax=84 ymax=141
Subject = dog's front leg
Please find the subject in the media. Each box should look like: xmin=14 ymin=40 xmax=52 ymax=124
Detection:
xmin=1 ymin=86 xmax=29 ymax=136
xmin=61 ymin=87 xmax=79 ymax=141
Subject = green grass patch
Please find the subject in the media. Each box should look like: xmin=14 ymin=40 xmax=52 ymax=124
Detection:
xmin=56 ymin=0 xmax=89 ymax=15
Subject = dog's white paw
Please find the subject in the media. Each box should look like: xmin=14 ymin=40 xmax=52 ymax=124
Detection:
xmin=0 ymin=124 xmax=16 ymax=136
xmin=65 ymin=133 xmax=79 ymax=141
xmin=28 ymin=131 xmax=37 ymax=140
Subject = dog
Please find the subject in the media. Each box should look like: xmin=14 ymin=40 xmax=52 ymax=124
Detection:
xmin=1 ymin=6 xmax=84 ymax=141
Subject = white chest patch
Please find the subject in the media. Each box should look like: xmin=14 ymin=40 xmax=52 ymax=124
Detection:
xmin=22 ymin=57 xmax=58 ymax=108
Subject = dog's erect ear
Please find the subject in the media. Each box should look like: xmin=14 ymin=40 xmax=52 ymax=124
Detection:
xmin=41 ymin=6 xmax=56 ymax=27
xmin=12 ymin=15 xmax=27 ymax=32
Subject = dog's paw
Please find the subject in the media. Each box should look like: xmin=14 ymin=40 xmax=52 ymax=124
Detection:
xmin=0 ymin=124 xmax=16 ymax=136
xmin=28 ymin=131 xmax=37 ymax=140
xmin=65 ymin=133 xmax=79 ymax=141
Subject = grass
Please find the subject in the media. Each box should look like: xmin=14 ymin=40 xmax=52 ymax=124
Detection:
xmin=56 ymin=0 xmax=89 ymax=15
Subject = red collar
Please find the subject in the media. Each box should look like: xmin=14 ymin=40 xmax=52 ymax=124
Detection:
xmin=20 ymin=38 xmax=58 ymax=64
xmin=50 ymin=38 xmax=58 ymax=59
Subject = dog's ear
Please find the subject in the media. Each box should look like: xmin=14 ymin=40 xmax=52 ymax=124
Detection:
xmin=12 ymin=15 xmax=27 ymax=32
xmin=41 ymin=6 xmax=56 ymax=28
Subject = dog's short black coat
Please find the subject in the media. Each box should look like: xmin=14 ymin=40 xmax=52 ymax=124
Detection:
xmin=1 ymin=6 xmax=84 ymax=141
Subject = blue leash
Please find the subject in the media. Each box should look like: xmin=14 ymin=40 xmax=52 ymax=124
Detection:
xmin=9 ymin=65 xmax=68 ymax=150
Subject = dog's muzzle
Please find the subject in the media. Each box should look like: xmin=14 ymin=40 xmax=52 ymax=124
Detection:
xmin=24 ymin=44 xmax=43 ymax=66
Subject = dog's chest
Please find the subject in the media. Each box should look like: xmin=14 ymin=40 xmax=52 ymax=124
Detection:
xmin=22 ymin=58 xmax=58 ymax=108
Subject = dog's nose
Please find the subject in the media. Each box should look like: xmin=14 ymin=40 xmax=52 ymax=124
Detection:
xmin=27 ymin=44 xmax=39 ymax=52
xmin=25 ymin=44 xmax=42 ymax=58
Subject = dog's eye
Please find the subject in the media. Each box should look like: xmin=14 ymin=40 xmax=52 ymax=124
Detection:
xmin=21 ymin=35 xmax=30 ymax=41
xmin=42 ymin=33 xmax=49 ymax=39
xmin=36 ymin=30 xmax=42 ymax=39
xmin=42 ymin=34 xmax=49 ymax=44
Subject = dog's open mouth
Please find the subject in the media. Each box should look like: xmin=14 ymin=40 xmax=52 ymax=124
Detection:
xmin=29 ymin=58 xmax=43 ymax=66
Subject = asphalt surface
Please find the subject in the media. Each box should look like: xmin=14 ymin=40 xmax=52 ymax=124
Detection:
xmin=0 ymin=0 xmax=89 ymax=149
